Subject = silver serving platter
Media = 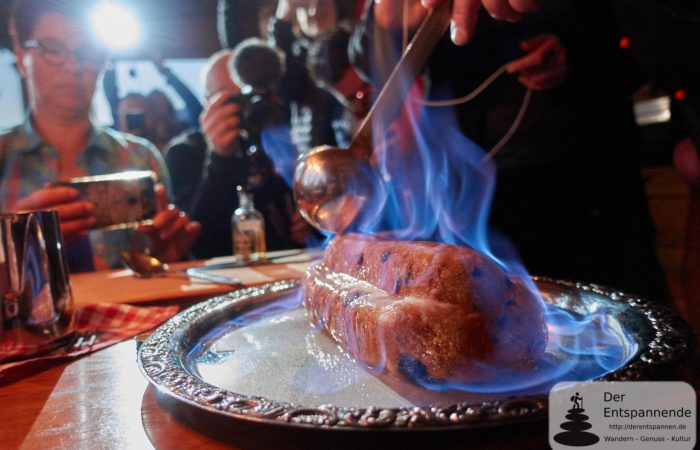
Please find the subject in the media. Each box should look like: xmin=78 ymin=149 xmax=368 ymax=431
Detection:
xmin=138 ymin=278 xmax=693 ymax=431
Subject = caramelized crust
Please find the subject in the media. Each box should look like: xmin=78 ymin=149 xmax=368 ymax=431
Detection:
xmin=304 ymin=233 xmax=548 ymax=380
xmin=303 ymin=265 xmax=492 ymax=379
xmin=323 ymin=233 xmax=504 ymax=310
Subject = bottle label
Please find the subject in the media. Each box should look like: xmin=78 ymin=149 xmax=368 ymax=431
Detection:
xmin=233 ymin=219 xmax=265 ymax=260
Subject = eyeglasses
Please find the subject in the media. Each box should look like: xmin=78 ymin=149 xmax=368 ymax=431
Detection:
xmin=23 ymin=39 xmax=106 ymax=67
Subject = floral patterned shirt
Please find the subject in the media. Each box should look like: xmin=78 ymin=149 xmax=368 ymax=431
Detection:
xmin=0 ymin=116 xmax=170 ymax=271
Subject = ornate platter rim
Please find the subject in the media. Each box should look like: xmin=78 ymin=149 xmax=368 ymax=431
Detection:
xmin=137 ymin=277 xmax=694 ymax=431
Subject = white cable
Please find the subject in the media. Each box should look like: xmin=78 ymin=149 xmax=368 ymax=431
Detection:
xmin=398 ymin=9 xmax=532 ymax=160
xmin=411 ymin=64 xmax=508 ymax=107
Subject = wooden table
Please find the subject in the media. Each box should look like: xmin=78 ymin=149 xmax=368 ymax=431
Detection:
xmin=69 ymin=258 xmax=311 ymax=306
xmin=0 ymin=340 xmax=559 ymax=450
xmin=1 ymin=264 xmax=698 ymax=450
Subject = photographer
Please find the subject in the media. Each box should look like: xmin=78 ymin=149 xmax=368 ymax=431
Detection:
xmin=306 ymin=24 xmax=372 ymax=139
xmin=165 ymin=46 xmax=312 ymax=258
xmin=267 ymin=0 xmax=356 ymax=154
xmin=0 ymin=0 xmax=201 ymax=272
xmin=103 ymin=52 xmax=204 ymax=133
xmin=227 ymin=38 xmax=288 ymax=151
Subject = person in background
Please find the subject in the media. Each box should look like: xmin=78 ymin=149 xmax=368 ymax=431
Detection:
xmin=350 ymin=0 xmax=671 ymax=302
xmin=217 ymin=0 xmax=277 ymax=47
xmin=392 ymin=0 xmax=543 ymax=46
xmin=103 ymin=53 xmax=203 ymax=138
xmin=266 ymin=0 xmax=356 ymax=154
xmin=0 ymin=0 xmax=200 ymax=272
xmin=220 ymin=0 xmax=543 ymax=57
xmin=117 ymin=92 xmax=149 ymax=137
xmin=166 ymin=50 xmax=241 ymax=216
xmin=114 ymin=89 xmax=189 ymax=153
xmin=306 ymin=23 xmax=372 ymax=140
xmin=145 ymin=88 xmax=189 ymax=151
xmin=165 ymin=48 xmax=311 ymax=258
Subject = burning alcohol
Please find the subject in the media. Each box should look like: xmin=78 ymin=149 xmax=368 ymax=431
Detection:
xmin=258 ymin=5 xmax=667 ymax=392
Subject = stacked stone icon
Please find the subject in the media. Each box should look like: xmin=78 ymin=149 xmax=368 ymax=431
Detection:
xmin=554 ymin=393 xmax=599 ymax=446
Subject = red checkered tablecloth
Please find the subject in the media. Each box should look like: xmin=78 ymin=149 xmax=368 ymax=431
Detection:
xmin=0 ymin=303 xmax=178 ymax=384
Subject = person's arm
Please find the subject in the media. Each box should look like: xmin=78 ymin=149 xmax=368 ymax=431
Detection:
xmin=152 ymin=58 xmax=203 ymax=129
xmin=267 ymin=9 xmax=312 ymax=103
xmin=189 ymin=92 xmax=247 ymax=218
xmin=102 ymin=64 xmax=120 ymax=128
xmin=181 ymin=90 xmax=247 ymax=258
xmin=164 ymin=132 xmax=207 ymax=212
xmin=15 ymin=187 xmax=96 ymax=244
xmin=505 ymin=34 xmax=567 ymax=92
xmin=165 ymin=69 xmax=203 ymax=128
xmin=674 ymin=138 xmax=700 ymax=188
xmin=139 ymin=184 xmax=202 ymax=262
xmin=186 ymin=150 xmax=248 ymax=258
xmin=377 ymin=0 xmax=543 ymax=45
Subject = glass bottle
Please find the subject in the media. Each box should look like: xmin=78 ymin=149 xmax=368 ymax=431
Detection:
xmin=231 ymin=186 xmax=266 ymax=262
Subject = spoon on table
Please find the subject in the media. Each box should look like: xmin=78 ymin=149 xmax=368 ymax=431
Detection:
xmin=292 ymin=1 xmax=452 ymax=234
xmin=121 ymin=251 xmax=243 ymax=285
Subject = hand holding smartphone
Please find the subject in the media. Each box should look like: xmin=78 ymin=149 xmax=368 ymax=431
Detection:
xmin=53 ymin=171 xmax=158 ymax=230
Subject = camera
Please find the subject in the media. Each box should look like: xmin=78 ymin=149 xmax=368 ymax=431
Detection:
xmin=227 ymin=91 xmax=287 ymax=138
xmin=228 ymin=38 xmax=288 ymax=138
xmin=125 ymin=111 xmax=145 ymax=132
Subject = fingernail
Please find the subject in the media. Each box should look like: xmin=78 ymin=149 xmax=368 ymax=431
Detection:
xmin=421 ymin=0 xmax=431 ymax=7
xmin=450 ymin=21 xmax=467 ymax=46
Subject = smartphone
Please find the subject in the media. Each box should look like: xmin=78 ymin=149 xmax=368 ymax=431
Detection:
xmin=58 ymin=171 xmax=158 ymax=230
xmin=125 ymin=112 xmax=145 ymax=132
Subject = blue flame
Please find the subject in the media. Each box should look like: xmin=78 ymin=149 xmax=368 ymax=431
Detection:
xmin=258 ymin=88 xmax=632 ymax=393
xmin=363 ymin=103 xmax=497 ymax=256
xmin=255 ymin=28 xmax=635 ymax=394
xmin=261 ymin=125 xmax=299 ymax=187
xmin=194 ymin=290 xmax=635 ymax=397
xmin=400 ymin=302 xmax=632 ymax=394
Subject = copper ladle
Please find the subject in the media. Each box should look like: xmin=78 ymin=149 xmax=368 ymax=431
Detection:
xmin=292 ymin=1 xmax=452 ymax=234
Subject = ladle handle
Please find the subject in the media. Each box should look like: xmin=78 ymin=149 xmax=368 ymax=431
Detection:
xmin=350 ymin=0 xmax=452 ymax=159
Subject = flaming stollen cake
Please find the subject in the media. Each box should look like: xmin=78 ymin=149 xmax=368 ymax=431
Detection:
xmin=302 ymin=233 xmax=547 ymax=381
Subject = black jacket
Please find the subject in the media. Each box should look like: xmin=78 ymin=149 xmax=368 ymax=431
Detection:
xmin=165 ymin=129 xmax=298 ymax=258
